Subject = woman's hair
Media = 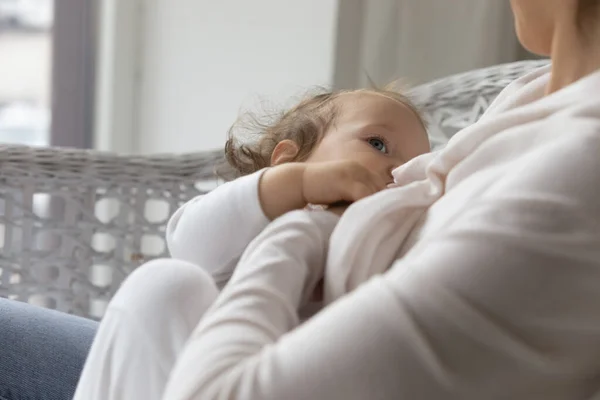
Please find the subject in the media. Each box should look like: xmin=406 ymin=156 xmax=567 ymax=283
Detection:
xmin=220 ymin=87 xmax=425 ymax=180
xmin=576 ymin=0 xmax=600 ymax=33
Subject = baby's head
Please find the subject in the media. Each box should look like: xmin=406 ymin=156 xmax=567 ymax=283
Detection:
xmin=223 ymin=88 xmax=430 ymax=184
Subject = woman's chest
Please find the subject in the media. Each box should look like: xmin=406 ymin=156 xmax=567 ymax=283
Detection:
xmin=397 ymin=162 xmax=510 ymax=258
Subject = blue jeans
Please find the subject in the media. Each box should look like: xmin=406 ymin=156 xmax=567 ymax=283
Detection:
xmin=0 ymin=298 xmax=98 ymax=400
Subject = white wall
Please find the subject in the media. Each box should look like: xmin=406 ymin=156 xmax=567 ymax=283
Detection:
xmin=334 ymin=0 xmax=521 ymax=89
xmin=134 ymin=0 xmax=339 ymax=154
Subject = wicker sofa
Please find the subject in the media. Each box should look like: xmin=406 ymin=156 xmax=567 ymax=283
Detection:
xmin=0 ymin=60 xmax=549 ymax=320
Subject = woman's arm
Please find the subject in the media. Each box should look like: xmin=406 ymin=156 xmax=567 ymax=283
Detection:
xmin=164 ymin=125 xmax=600 ymax=400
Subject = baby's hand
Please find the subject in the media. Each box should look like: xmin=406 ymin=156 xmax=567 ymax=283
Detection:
xmin=259 ymin=161 xmax=386 ymax=220
xmin=302 ymin=160 xmax=387 ymax=207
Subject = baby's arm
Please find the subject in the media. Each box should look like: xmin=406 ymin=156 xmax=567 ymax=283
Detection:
xmin=166 ymin=164 xmax=309 ymax=285
xmin=166 ymin=170 xmax=271 ymax=285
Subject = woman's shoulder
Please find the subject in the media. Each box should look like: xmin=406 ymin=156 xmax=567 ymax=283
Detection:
xmin=490 ymin=110 xmax=600 ymax=209
xmin=481 ymin=64 xmax=552 ymax=118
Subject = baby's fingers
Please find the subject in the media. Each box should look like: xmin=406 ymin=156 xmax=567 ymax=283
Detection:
xmin=346 ymin=181 xmax=378 ymax=201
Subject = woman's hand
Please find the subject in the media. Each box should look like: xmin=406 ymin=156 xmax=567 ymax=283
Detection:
xmin=258 ymin=161 xmax=386 ymax=220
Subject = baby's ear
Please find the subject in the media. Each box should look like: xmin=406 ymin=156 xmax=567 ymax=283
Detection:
xmin=270 ymin=140 xmax=300 ymax=166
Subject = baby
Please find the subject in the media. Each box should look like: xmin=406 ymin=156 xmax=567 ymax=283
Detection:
xmin=166 ymin=87 xmax=430 ymax=309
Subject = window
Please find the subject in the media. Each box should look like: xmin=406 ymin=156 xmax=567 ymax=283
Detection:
xmin=0 ymin=0 xmax=95 ymax=148
xmin=0 ymin=0 xmax=53 ymax=146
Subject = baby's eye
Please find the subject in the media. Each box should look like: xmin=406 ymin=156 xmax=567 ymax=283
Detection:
xmin=368 ymin=137 xmax=387 ymax=153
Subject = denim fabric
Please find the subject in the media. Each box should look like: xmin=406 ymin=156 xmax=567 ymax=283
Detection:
xmin=0 ymin=299 xmax=97 ymax=400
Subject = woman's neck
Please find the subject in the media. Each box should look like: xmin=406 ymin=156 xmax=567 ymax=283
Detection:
xmin=547 ymin=17 xmax=600 ymax=94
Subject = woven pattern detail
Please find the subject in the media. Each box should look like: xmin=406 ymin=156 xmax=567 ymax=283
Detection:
xmin=0 ymin=147 xmax=222 ymax=318
xmin=411 ymin=60 xmax=549 ymax=149
xmin=0 ymin=60 xmax=549 ymax=319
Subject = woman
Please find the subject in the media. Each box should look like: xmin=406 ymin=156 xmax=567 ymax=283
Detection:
xmin=5 ymin=0 xmax=600 ymax=398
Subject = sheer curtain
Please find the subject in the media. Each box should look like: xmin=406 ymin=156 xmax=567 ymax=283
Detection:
xmin=333 ymin=0 xmax=532 ymax=89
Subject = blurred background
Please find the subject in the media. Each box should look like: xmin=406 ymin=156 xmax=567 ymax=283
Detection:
xmin=0 ymin=0 xmax=538 ymax=155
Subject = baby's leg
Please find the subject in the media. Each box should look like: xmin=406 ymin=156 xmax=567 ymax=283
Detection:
xmin=73 ymin=258 xmax=219 ymax=400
